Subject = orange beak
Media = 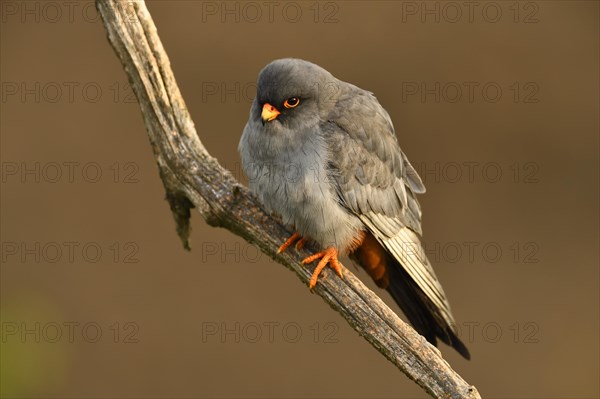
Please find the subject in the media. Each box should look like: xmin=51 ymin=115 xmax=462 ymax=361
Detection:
xmin=261 ymin=103 xmax=281 ymax=122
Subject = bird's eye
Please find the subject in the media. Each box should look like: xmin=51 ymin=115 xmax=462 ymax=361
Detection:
xmin=283 ymin=97 xmax=300 ymax=108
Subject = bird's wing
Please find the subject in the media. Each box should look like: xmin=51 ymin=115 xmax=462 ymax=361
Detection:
xmin=322 ymin=86 xmax=460 ymax=339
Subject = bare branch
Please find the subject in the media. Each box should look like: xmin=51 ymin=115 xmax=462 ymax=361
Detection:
xmin=95 ymin=1 xmax=480 ymax=398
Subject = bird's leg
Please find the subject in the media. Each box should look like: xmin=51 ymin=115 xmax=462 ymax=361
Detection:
xmin=277 ymin=232 xmax=306 ymax=254
xmin=302 ymin=247 xmax=344 ymax=289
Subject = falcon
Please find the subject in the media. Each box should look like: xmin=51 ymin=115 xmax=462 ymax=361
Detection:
xmin=239 ymin=58 xmax=470 ymax=359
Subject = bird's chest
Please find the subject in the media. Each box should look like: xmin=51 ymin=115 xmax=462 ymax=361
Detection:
xmin=247 ymin=142 xmax=333 ymax=220
xmin=244 ymin=138 xmax=361 ymax=249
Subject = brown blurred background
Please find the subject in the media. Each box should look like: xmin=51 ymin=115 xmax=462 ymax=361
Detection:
xmin=1 ymin=1 xmax=598 ymax=398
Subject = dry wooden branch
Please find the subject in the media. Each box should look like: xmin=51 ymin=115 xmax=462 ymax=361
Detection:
xmin=95 ymin=1 xmax=481 ymax=398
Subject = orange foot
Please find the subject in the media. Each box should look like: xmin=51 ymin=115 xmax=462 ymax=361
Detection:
xmin=302 ymin=247 xmax=344 ymax=289
xmin=277 ymin=232 xmax=307 ymax=254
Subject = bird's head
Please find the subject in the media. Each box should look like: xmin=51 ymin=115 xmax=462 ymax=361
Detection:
xmin=253 ymin=58 xmax=339 ymax=131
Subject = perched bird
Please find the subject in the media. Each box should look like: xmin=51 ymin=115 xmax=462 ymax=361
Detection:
xmin=239 ymin=58 xmax=470 ymax=359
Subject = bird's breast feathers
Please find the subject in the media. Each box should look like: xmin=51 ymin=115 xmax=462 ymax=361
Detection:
xmin=241 ymin=123 xmax=363 ymax=250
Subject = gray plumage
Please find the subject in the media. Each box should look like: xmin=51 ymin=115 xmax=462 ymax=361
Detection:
xmin=239 ymin=58 xmax=469 ymax=359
